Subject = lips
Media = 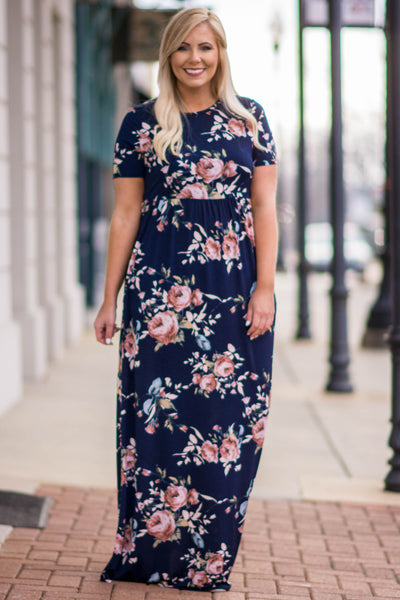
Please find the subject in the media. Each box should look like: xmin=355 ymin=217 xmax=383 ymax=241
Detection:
xmin=184 ymin=68 xmax=205 ymax=76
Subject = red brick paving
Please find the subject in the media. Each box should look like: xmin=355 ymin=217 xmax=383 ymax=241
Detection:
xmin=0 ymin=486 xmax=400 ymax=598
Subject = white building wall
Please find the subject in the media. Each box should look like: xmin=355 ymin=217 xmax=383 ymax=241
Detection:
xmin=0 ymin=0 xmax=84 ymax=416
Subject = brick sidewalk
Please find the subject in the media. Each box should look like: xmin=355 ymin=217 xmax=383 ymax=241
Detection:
xmin=1 ymin=485 xmax=400 ymax=600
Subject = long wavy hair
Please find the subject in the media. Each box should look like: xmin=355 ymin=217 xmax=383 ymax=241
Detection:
xmin=153 ymin=8 xmax=264 ymax=161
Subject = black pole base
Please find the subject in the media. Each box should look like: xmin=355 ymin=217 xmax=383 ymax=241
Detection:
xmin=385 ymin=469 xmax=400 ymax=492
xmin=326 ymin=376 xmax=354 ymax=393
xmin=362 ymin=327 xmax=390 ymax=349
xmin=295 ymin=326 xmax=312 ymax=340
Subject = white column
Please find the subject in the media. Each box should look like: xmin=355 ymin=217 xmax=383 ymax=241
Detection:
xmin=0 ymin=0 xmax=23 ymax=415
xmin=8 ymin=0 xmax=46 ymax=382
xmin=35 ymin=0 xmax=65 ymax=360
xmin=54 ymin=0 xmax=85 ymax=343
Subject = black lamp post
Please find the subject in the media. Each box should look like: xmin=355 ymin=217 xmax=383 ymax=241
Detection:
xmin=362 ymin=194 xmax=391 ymax=348
xmin=296 ymin=0 xmax=312 ymax=340
xmin=385 ymin=0 xmax=400 ymax=492
xmin=325 ymin=0 xmax=353 ymax=392
xmin=362 ymin=33 xmax=392 ymax=349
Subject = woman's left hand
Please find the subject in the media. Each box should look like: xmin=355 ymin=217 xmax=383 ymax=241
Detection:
xmin=245 ymin=286 xmax=275 ymax=340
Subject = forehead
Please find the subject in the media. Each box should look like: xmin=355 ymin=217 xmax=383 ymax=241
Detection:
xmin=181 ymin=22 xmax=216 ymax=44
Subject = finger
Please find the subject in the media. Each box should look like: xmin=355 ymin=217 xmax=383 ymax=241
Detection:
xmin=105 ymin=321 xmax=116 ymax=345
xmin=249 ymin=317 xmax=270 ymax=340
xmin=245 ymin=305 xmax=253 ymax=328
xmin=94 ymin=322 xmax=106 ymax=345
xmin=247 ymin=313 xmax=262 ymax=338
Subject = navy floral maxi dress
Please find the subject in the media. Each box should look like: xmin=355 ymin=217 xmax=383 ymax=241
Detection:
xmin=101 ymin=97 xmax=277 ymax=591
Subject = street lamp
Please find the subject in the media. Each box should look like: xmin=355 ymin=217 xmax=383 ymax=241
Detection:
xmin=325 ymin=0 xmax=353 ymax=392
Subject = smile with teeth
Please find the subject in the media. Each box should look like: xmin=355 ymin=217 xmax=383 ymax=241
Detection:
xmin=184 ymin=68 xmax=206 ymax=76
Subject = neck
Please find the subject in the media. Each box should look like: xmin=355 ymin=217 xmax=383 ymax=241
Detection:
xmin=178 ymin=86 xmax=217 ymax=113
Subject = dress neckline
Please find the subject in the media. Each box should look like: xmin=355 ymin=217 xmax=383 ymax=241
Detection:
xmin=183 ymin=100 xmax=220 ymax=115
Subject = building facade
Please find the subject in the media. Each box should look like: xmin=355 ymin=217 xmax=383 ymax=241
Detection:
xmin=0 ymin=0 xmax=85 ymax=415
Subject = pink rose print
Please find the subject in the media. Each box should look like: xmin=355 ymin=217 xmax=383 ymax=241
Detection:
xmin=187 ymin=488 xmax=199 ymax=505
xmin=167 ymin=285 xmax=192 ymax=311
xmin=190 ymin=570 xmax=210 ymax=587
xmin=114 ymin=533 xmax=124 ymax=554
xmin=222 ymin=231 xmax=240 ymax=260
xmin=127 ymin=251 xmax=138 ymax=276
xmin=135 ymin=131 xmax=152 ymax=153
xmin=164 ymin=485 xmax=188 ymax=511
xmin=147 ymin=311 xmax=179 ymax=344
xmin=200 ymin=374 xmax=218 ymax=393
xmin=178 ymin=182 xmax=208 ymax=199
xmin=223 ymin=160 xmax=238 ymax=178
xmin=192 ymin=373 xmax=202 ymax=385
xmin=252 ymin=417 xmax=266 ymax=447
xmin=245 ymin=212 xmax=255 ymax=246
xmin=214 ymin=355 xmax=235 ymax=378
xmin=146 ymin=510 xmax=175 ymax=541
xmin=122 ymin=446 xmax=136 ymax=472
xmin=204 ymin=238 xmax=221 ymax=260
xmin=124 ymin=332 xmax=138 ymax=358
xmin=201 ymin=440 xmax=219 ymax=463
xmin=120 ymin=468 xmax=127 ymax=486
xmin=206 ymin=553 xmax=224 ymax=575
xmin=195 ymin=157 xmax=225 ymax=183
xmin=220 ymin=434 xmax=240 ymax=464
xmin=191 ymin=288 xmax=203 ymax=306
xmin=114 ymin=527 xmax=134 ymax=554
xmin=145 ymin=422 xmax=155 ymax=434
xmin=228 ymin=117 xmax=246 ymax=137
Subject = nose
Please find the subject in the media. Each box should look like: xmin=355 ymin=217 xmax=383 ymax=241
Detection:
xmin=188 ymin=48 xmax=201 ymax=63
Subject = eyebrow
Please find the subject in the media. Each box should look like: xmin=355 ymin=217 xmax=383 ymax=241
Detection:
xmin=180 ymin=41 xmax=214 ymax=46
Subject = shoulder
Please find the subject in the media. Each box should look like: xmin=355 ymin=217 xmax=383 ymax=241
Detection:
xmin=236 ymin=96 xmax=265 ymax=117
xmin=120 ymin=99 xmax=156 ymax=127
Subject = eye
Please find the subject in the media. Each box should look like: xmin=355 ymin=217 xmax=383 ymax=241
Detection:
xmin=200 ymin=44 xmax=213 ymax=51
xmin=176 ymin=45 xmax=188 ymax=51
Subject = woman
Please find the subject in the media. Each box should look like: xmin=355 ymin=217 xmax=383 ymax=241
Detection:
xmin=95 ymin=7 xmax=278 ymax=591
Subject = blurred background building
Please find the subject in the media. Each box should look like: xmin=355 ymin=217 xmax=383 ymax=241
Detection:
xmin=0 ymin=0 xmax=85 ymax=415
xmin=0 ymin=0 xmax=387 ymax=414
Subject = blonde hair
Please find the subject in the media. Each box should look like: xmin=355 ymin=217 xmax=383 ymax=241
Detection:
xmin=153 ymin=7 xmax=264 ymax=161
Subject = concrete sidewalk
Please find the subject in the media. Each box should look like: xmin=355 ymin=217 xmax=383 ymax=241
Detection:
xmin=0 ymin=269 xmax=394 ymax=505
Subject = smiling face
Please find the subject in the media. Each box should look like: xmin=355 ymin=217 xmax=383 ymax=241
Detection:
xmin=169 ymin=22 xmax=219 ymax=100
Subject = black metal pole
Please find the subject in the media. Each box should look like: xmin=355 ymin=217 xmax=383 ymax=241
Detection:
xmin=296 ymin=0 xmax=312 ymax=340
xmin=326 ymin=0 xmax=353 ymax=393
xmin=362 ymin=195 xmax=391 ymax=348
xmin=362 ymin=33 xmax=392 ymax=348
xmin=385 ymin=0 xmax=400 ymax=492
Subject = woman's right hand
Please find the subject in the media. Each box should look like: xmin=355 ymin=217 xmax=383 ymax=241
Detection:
xmin=94 ymin=302 xmax=118 ymax=345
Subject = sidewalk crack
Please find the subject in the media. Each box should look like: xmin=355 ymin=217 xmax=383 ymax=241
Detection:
xmin=306 ymin=400 xmax=352 ymax=478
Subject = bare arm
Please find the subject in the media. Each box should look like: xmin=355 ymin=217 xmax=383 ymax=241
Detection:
xmin=246 ymin=164 xmax=278 ymax=340
xmin=94 ymin=177 xmax=144 ymax=345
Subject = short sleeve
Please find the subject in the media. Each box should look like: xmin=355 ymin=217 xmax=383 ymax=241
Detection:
xmin=112 ymin=110 xmax=146 ymax=178
xmin=250 ymin=100 xmax=278 ymax=167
